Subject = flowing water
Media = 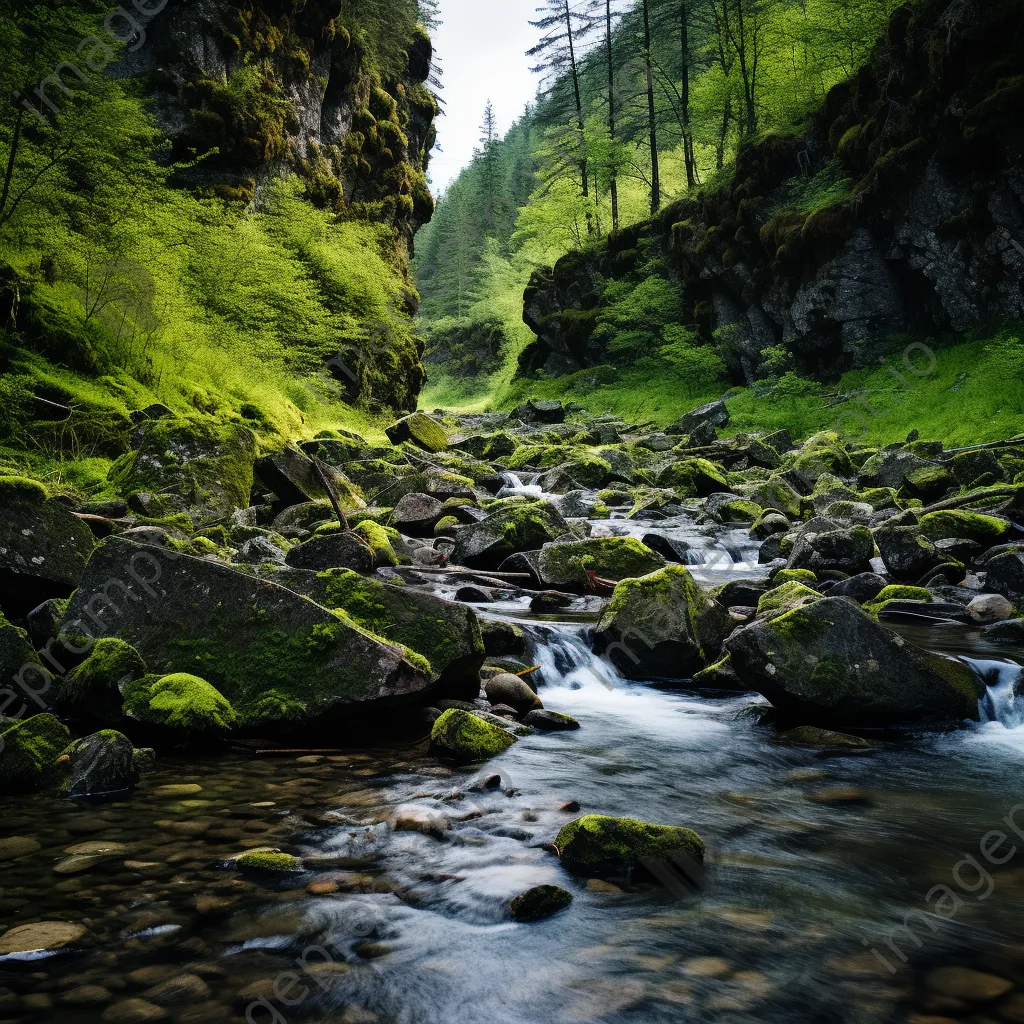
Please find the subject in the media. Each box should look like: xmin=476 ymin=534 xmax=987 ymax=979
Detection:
xmin=2 ymin=521 xmax=1024 ymax=1024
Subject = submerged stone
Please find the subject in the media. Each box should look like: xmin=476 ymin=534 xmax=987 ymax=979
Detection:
xmin=509 ymin=885 xmax=573 ymax=921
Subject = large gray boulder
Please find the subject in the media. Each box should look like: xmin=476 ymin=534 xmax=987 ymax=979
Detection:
xmin=284 ymin=533 xmax=372 ymax=573
xmin=60 ymin=730 xmax=139 ymax=797
xmin=453 ymin=501 xmax=569 ymax=569
xmin=59 ymin=539 xmax=433 ymax=728
xmin=985 ymin=551 xmax=1024 ymax=601
xmin=874 ymin=524 xmax=946 ymax=582
xmin=724 ymin=597 xmax=982 ymax=727
xmin=786 ymin=523 xmax=874 ymax=575
xmin=0 ymin=482 xmax=95 ymax=617
xmin=593 ymin=566 xmax=732 ymax=680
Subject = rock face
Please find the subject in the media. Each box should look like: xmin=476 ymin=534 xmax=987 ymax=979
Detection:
xmin=724 ymin=597 xmax=983 ymax=727
xmin=0 ymin=486 xmax=95 ymax=617
xmin=555 ymin=815 xmax=705 ymax=881
xmin=593 ymin=566 xmax=732 ymax=681
xmin=61 ymin=539 xmax=433 ymax=729
xmin=517 ymin=0 xmax=1024 ymax=383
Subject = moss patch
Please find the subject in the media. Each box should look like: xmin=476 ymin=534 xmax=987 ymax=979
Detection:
xmin=540 ymin=537 xmax=665 ymax=588
xmin=919 ymin=510 xmax=1011 ymax=544
xmin=0 ymin=475 xmax=48 ymax=503
xmin=430 ymin=708 xmax=518 ymax=762
xmin=0 ymin=714 xmax=71 ymax=793
xmin=123 ymin=673 xmax=237 ymax=732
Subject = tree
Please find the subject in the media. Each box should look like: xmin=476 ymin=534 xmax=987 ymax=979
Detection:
xmin=589 ymin=0 xmax=624 ymax=230
xmin=641 ymin=0 xmax=660 ymax=214
xmin=528 ymin=0 xmax=597 ymax=233
xmin=479 ymin=100 xmax=499 ymax=229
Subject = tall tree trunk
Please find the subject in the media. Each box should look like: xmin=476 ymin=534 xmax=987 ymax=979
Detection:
xmin=680 ymin=1 xmax=695 ymax=188
xmin=642 ymin=0 xmax=660 ymax=215
xmin=716 ymin=96 xmax=732 ymax=170
xmin=564 ymin=0 xmax=593 ymax=233
xmin=605 ymin=0 xmax=619 ymax=231
xmin=733 ymin=0 xmax=758 ymax=134
xmin=0 ymin=109 xmax=25 ymax=225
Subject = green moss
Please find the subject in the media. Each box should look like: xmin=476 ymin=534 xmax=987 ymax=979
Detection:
xmin=0 ymin=714 xmax=71 ymax=793
xmin=59 ymin=638 xmax=147 ymax=708
xmin=0 ymin=475 xmax=48 ymax=502
xmin=236 ymin=851 xmax=302 ymax=872
xmin=540 ymin=537 xmax=666 ymax=587
xmin=719 ymin=498 xmax=762 ymax=522
xmin=658 ymin=458 xmax=729 ymax=497
xmin=864 ymin=585 xmax=933 ymax=618
xmin=772 ymin=568 xmax=818 ymax=586
xmin=757 ymin=581 xmax=821 ymax=617
xmin=433 ymin=515 xmax=459 ymax=534
xmin=237 ymin=689 xmax=309 ymax=728
xmin=430 ymin=708 xmax=518 ymax=761
xmin=919 ymin=510 xmax=1011 ymax=544
xmin=554 ymin=814 xmax=705 ymax=879
xmin=353 ymin=520 xmax=400 ymax=566
xmin=123 ymin=673 xmax=237 ymax=732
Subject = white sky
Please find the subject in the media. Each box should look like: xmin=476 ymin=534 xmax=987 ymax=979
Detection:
xmin=427 ymin=0 xmax=542 ymax=193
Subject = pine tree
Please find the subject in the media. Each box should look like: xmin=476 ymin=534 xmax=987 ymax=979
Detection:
xmin=527 ymin=0 xmax=598 ymax=233
xmin=479 ymin=100 xmax=498 ymax=229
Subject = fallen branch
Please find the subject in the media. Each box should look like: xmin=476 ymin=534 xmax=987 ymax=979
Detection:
xmin=312 ymin=456 xmax=349 ymax=532
xmin=916 ymin=485 xmax=1020 ymax=515
xmin=943 ymin=436 xmax=1024 ymax=456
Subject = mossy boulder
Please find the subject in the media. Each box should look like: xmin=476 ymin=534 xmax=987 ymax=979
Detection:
xmin=901 ymin=463 xmax=956 ymax=501
xmin=254 ymin=446 xmax=364 ymax=510
xmin=309 ymin=568 xmax=484 ymax=695
xmin=523 ymin=708 xmax=580 ymax=731
xmin=284 ymin=533 xmax=373 ymax=574
xmin=864 ymin=585 xmax=933 ymax=618
xmin=0 ymin=714 xmax=71 ymax=793
xmin=757 ymin=581 xmax=822 ymax=618
xmin=57 ymin=638 xmax=147 ymax=722
xmin=593 ymin=566 xmax=731 ymax=680
xmin=749 ymin=475 xmax=805 ymax=518
xmin=874 ymin=525 xmax=945 ymax=581
xmin=61 ymin=538 xmax=434 ymax=732
xmin=109 ymin=418 xmax=256 ymax=524
xmin=386 ymin=412 xmax=449 ymax=453
xmin=509 ymin=885 xmax=573 ymax=922
xmin=236 ymin=850 xmax=302 ymax=873
xmin=123 ymin=673 xmax=237 ymax=733
xmin=452 ymin=501 xmax=569 ymax=570
xmin=539 ymin=537 xmax=666 ymax=588
xmin=658 ymin=458 xmax=729 ymax=497
xmin=555 ymin=815 xmax=705 ymax=880
xmin=0 ymin=492 xmax=96 ymax=618
xmin=352 ymin=521 xmax=401 ymax=567
xmin=724 ymin=597 xmax=983 ymax=727
xmin=59 ymin=729 xmax=139 ymax=796
xmin=919 ymin=511 xmax=1011 ymax=545
xmin=786 ymin=524 xmax=874 ymax=575
xmin=0 ymin=475 xmax=48 ymax=502
xmin=772 ymin=568 xmax=818 ymax=586
xmin=0 ymin=613 xmax=42 ymax=701
xmin=480 ymin=619 xmax=527 ymax=657
xmin=430 ymin=708 xmax=519 ymax=762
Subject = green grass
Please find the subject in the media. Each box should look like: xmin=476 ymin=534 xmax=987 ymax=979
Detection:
xmin=420 ymin=331 xmax=1024 ymax=447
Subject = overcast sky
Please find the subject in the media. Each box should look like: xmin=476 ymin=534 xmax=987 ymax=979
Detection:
xmin=427 ymin=0 xmax=542 ymax=193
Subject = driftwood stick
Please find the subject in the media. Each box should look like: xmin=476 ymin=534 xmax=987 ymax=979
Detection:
xmin=312 ymin=456 xmax=349 ymax=532
xmin=917 ymin=485 xmax=1020 ymax=515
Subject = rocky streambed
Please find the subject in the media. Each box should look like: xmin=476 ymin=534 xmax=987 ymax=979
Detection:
xmin=1 ymin=399 xmax=1024 ymax=1024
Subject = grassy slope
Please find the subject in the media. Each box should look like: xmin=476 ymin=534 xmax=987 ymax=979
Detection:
xmin=420 ymin=330 xmax=1024 ymax=447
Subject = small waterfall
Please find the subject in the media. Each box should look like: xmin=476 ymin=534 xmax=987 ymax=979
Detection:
xmin=524 ymin=624 xmax=623 ymax=693
xmin=497 ymin=471 xmax=544 ymax=499
xmin=968 ymin=657 xmax=1024 ymax=728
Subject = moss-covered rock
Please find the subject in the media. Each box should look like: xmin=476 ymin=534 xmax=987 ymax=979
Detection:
xmin=61 ymin=538 xmax=434 ymax=730
xmin=352 ymin=520 xmax=401 ymax=567
xmin=901 ymin=463 xmax=956 ymax=501
xmin=725 ymin=597 xmax=982 ymax=727
xmin=874 ymin=525 xmax=945 ymax=582
xmin=772 ymin=568 xmax=818 ymax=586
xmin=593 ymin=565 xmax=731 ymax=680
xmin=509 ymin=885 xmax=573 ymax=921
xmin=539 ymin=537 xmax=665 ymax=589
xmin=430 ymin=708 xmax=518 ymax=761
xmin=786 ymin=524 xmax=874 ymax=575
xmin=0 ymin=714 xmax=71 ymax=793
xmin=658 ymin=458 xmax=729 ymax=497
xmin=863 ymin=585 xmax=933 ymax=618
xmin=386 ymin=412 xmax=449 ymax=453
xmin=236 ymin=850 xmax=302 ymax=873
xmin=453 ymin=500 xmax=570 ymax=570
xmin=123 ymin=673 xmax=237 ymax=733
xmin=0 ymin=612 xmax=42 ymax=701
xmin=756 ymin=581 xmax=822 ymax=618
xmin=0 ymin=475 xmax=48 ymax=502
xmin=919 ymin=510 xmax=1011 ymax=545
xmin=555 ymin=814 xmax=705 ymax=880
xmin=58 ymin=729 xmax=139 ymax=796
xmin=255 ymin=446 xmax=365 ymax=510
xmin=773 ymin=726 xmax=872 ymax=749
xmin=480 ymin=619 xmax=527 ymax=658
xmin=57 ymin=639 xmax=147 ymax=721
xmin=749 ymin=475 xmax=805 ymax=518
xmin=109 ymin=417 xmax=256 ymax=524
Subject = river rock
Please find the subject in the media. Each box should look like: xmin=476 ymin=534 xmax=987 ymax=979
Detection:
xmin=0 ymin=481 xmax=96 ymax=618
xmin=985 ymin=551 xmax=1024 ymax=600
xmin=823 ymin=572 xmax=888 ymax=603
xmin=966 ymin=593 xmax=1014 ymax=623
xmin=0 ymin=714 xmax=71 ymax=793
xmin=101 ymin=998 xmax=168 ymax=1023
xmin=786 ymin=524 xmax=874 ymax=575
xmin=61 ymin=539 xmax=432 ymax=731
xmin=593 ymin=566 xmax=732 ymax=681
xmin=142 ymin=974 xmax=211 ymax=1006
xmin=983 ymin=618 xmax=1024 ymax=643
xmin=0 ymin=920 xmax=87 ymax=955
xmin=509 ymin=885 xmax=573 ymax=921
xmin=0 ymin=836 xmax=41 ymax=859
xmin=484 ymin=674 xmax=542 ymax=713
xmin=723 ymin=597 xmax=982 ymax=727
xmin=265 ymin=567 xmax=485 ymax=695
xmin=539 ymin=537 xmax=665 ymax=588
xmin=109 ymin=418 xmax=256 ymax=525
xmin=393 ymin=492 xmax=445 ymax=535
xmin=57 ymin=638 xmax=148 ymax=723
xmin=924 ymin=966 xmax=1013 ymax=1002
xmin=453 ymin=501 xmax=569 ymax=569
xmin=555 ymin=815 xmax=705 ymax=880
xmin=386 ymin=412 xmax=449 ymax=452
xmin=523 ymin=709 xmax=580 ymax=731
xmin=772 ymin=726 xmax=873 ymax=749
xmin=60 ymin=730 xmax=140 ymax=797
xmin=430 ymin=709 xmax=518 ymax=761
xmin=284 ymin=533 xmax=373 ymax=573
xmin=874 ymin=525 xmax=945 ymax=582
